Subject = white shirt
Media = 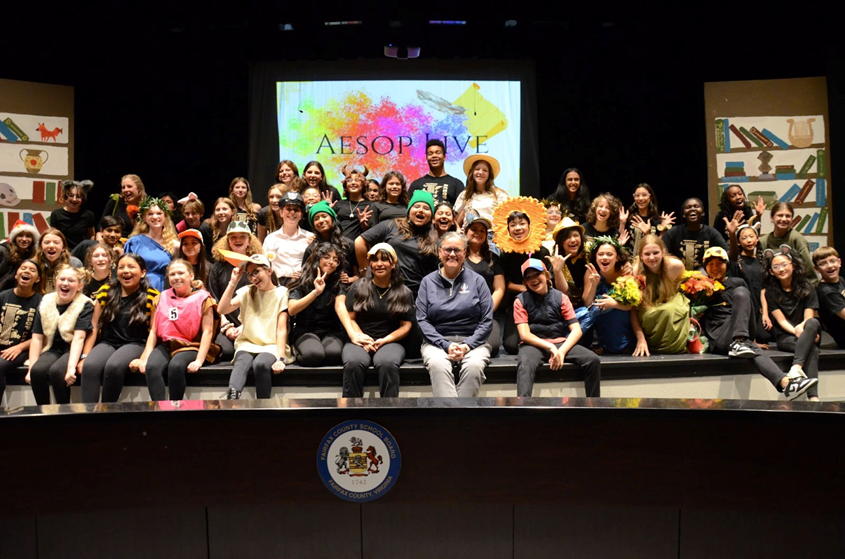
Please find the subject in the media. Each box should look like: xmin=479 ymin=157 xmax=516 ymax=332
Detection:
xmin=454 ymin=189 xmax=510 ymax=222
xmin=262 ymin=226 xmax=313 ymax=278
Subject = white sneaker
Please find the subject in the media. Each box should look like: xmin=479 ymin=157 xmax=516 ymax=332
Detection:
xmin=787 ymin=365 xmax=807 ymax=379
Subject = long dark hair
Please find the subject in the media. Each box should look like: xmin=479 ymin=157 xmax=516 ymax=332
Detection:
xmin=628 ymin=182 xmax=660 ymax=220
xmin=549 ymin=167 xmax=590 ymax=221
xmin=352 ymin=250 xmax=413 ymax=316
xmin=379 ymin=171 xmax=410 ymax=205
xmin=99 ymin=253 xmax=154 ymax=329
xmin=303 ymin=160 xmax=335 ymax=197
xmin=764 ymin=248 xmax=812 ymax=304
xmin=178 ymin=236 xmax=209 ymax=287
xmin=290 ymin=242 xmax=343 ymax=299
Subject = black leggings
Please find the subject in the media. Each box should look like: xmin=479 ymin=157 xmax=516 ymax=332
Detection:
xmin=81 ymin=342 xmax=145 ymax=403
xmin=228 ymin=351 xmax=276 ymax=398
xmin=0 ymin=351 xmax=28 ymax=404
xmin=145 ymin=343 xmax=197 ymax=401
xmin=293 ymin=332 xmax=343 ymax=367
xmin=776 ymin=318 xmax=821 ymax=399
xmin=29 ymin=349 xmax=72 ymax=405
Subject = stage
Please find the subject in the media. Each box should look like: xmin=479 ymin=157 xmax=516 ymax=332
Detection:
xmin=2 ymin=397 xmax=843 ymax=558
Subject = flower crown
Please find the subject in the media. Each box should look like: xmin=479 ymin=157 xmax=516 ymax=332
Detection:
xmin=137 ymin=197 xmax=172 ymax=222
xmin=586 ymin=234 xmax=630 ymax=260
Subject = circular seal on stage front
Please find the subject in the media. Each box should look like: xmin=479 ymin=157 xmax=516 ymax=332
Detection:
xmin=317 ymin=420 xmax=401 ymax=502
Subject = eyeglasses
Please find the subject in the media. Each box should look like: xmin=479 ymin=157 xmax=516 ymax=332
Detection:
xmin=440 ymin=247 xmax=464 ymax=255
xmin=321 ymin=255 xmax=340 ymax=263
xmin=247 ymin=268 xmax=265 ymax=279
xmin=771 ymin=263 xmax=792 ymax=272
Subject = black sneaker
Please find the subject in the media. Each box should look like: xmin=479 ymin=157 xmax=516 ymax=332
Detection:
xmin=226 ymin=388 xmax=241 ymax=400
xmin=728 ymin=339 xmax=755 ymax=358
xmin=784 ymin=377 xmax=818 ymax=401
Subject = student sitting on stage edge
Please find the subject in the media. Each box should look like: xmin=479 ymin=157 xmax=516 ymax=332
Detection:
xmin=514 ymin=258 xmax=600 ymax=398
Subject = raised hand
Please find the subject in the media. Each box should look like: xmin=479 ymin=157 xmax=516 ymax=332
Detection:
xmin=313 ymin=267 xmax=327 ymax=295
xmin=618 ymin=228 xmax=630 ymax=247
xmin=754 ymin=195 xmax=767 ymax=217
xmin=357 ymin=205 xmax=373 ymax=226
xmin=545 ymin=245 xmax=569 ymax=273
xmin=660 ymin=211 xmax=675 ymax=228
xmin=321 ymin=190 xmax=338 ymax=208
xmin=723 ymin=210 xmax=746 ymax=237
xmin=619 ymin=206 xmax=629 ymax=225
xmin=631 ymin=214 xmax=651 ymax=235
xmin=230 ymin=266 xmax=241 ymax=284
xmin=585 ymin=263 xmax=601 ymax=287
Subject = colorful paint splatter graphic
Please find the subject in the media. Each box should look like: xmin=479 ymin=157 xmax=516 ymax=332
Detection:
xmin=280 ymin=91 xmax=469 ymax=183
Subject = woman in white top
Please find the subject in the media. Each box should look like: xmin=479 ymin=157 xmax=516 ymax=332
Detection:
xmin=454 ymin=154 xmax=509 ymax=227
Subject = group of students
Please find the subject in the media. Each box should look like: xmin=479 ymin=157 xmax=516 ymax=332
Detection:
xmin=0 ymin=144 xmax=842 ymax=406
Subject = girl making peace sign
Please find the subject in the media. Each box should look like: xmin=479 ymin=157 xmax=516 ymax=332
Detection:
xmin=287 ymin=243 xmax=346 ymax=367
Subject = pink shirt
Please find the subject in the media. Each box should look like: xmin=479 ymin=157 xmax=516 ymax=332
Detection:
xmin=154 ymin=288 xmax=212 ymax=343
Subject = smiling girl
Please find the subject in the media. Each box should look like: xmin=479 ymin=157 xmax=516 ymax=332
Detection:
xmin=217 ymin=254 xmax=289 ymax=400
xmin=201 ymin=197 xmax=236 ymax=259
xmin=80 ymin=253 xmax=158 ymax=403
xmin=372 ymin=171 xmax=411 ymax=225
xmin=83 ymin=245 xmax=115 ymax=298
xmin=305 ymin=201 xmax=359 ymax=286
xmin=582 ymin=237 xmax=637 ymax=354
xmin=631 ymin=235 xmax=688 ymax=356
xmin=131 ymin=259 xmax=220 ymax=401
xmin=176 ymin=229 xmax=209 ymax=287
xmin=760 ymin=202 xmax=817 ymax=286
xmin=549 ymin=168 xmax=590 ymax=223
xmin=337 ymin=243 xmax=414 ymax=398
xmin=454 ymin=154 xmax=509 ymax=227
xmin=301 ymin=161 xmax=342 ymax=206
xmin=27 ymin=265 xmax=93 ymax=405
xmin=103 ymin=174 xmax=147 ymax=237
xmin=335 ymin=168 xmax=374 ymax=240
xmin=274 ymin=159 xmax=300 ymax=192
xmin=0 ymin=220 xmax=40 ymax=291
xmin=35 ymin=228 xmax=84 ymax=294
xmin=122 ymin=198 xmax=178 ymax=292
xmin=764 ymin=249 xmax=821 ymax=400
xmin=288 ymin=243 xmax=345 ymax=367
xmin=257 ymin=184 xmax=285 ymax=242
xmin=228 ymin=177 xmax=262 ymax=236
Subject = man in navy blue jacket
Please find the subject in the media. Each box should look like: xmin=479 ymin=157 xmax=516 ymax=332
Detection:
xmin=417 ymin=232 xmax=494 ymax=397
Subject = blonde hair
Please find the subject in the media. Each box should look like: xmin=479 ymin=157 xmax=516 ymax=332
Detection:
xmin=121 ymin=174 xmax=147 ymax=199
xmin=130 ymin=205 xmax=178 ymax=253
xmin=211 ymin=232 xmax=263 ymax=262
xmin=53 ymin=263 xmax=90 ymax=287
xmin=635 ymin=234 xmax=681 ymax=308
xmin=229 ymin=177 xmax=258 ymax=223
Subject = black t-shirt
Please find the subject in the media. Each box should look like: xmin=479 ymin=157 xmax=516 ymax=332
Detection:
xmin=345 ymin=280 xmax=414 ymax=340
xmin=33 ymin=298 xmax=94 ymax=353
xmin=334 ymin=199 xmax=373 ymax=240
xmin=766 ymin=286 xmax=819 ymax=341
xmin=662 ymin=224 xmax=728 ymax=270
xmin=0 ymin=289 xmax=42 ymax=349
xmin=464 ymin=253 xmax=504 ymax=295
xmin=95 ymin=285 xmax=155 ymax=346
xmin=289 ymin=285 xmax=342 ymax=339
xmin=50 ymin=208 xmax=96 ymax=250
xmin=408 ymin=174 xmax=464 ymax=206
xmin=233 ymin=206 xmax=259 ymax=236
xmin=208 ymin=260 xmax=250 ymax=327
xmin=371 ymin=202 xmax=407 ymax=226
xmin=360 ymin=221 xmax=439 ymax=295
xmin=84 ymin=273 xmax=114 ymax=299
xmin=817 ymin=278 xmax=845 ymax=347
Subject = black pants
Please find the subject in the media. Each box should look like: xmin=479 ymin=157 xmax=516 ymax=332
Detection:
xmin=29 ymin=349 xmax=72 ymax=405
xmin=228 ymin=351 xmax=276 ymax=398
xmin=0 ymin=351 xmax=28 ymax=404
xmin=293 ymin=332 xmax=343 ymax=367
xmin=706 ymin=286 xmax=786 ymax=391
xmin=776 ymin=318 xmax=821 ymax=398
xmin=145 ymin=344 xmax=197 ymax=401
xmin=81 ymin=342 xmax=145 ymax=403
xmin=342 ymin=342 xmax=404 ymax=398
xmin=516 ymin=342 xmax=601 ymax=397
xmin=216 ymin=333 xmax=235 ymax=363
xmin=503 ymin=299 xmax=520 ymax=356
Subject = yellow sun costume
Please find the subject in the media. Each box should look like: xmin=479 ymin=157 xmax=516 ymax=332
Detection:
xmin=491 ymin=196 xmax=547 ymax=254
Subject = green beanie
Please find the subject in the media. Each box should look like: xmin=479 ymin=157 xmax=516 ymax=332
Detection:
xmin=308 ymin=200 xmax=337 ymax=226
xmin=407 ymin=190 xmax=435 ymax=215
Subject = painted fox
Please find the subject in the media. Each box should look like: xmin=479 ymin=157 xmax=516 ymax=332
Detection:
xmin=36 ymin=123 xmax=63 ymax=142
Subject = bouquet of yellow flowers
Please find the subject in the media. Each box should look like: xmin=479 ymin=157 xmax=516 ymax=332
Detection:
xmin=680 ymin=271 xmax=724 ymax=307
xmin=607 ymin=275 xmax=643 ymax=307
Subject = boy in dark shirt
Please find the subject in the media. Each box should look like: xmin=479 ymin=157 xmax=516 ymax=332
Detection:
xmin=662 ymin=198 xmax=728 ymax=270
xmin=813 ymin=246 xmax=845 ymax=348
xmin=408 ymin=139 xmax=464 ymax=206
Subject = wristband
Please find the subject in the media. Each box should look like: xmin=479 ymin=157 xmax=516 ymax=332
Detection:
xmin=80 ymin=353 xmax=88 ymax=359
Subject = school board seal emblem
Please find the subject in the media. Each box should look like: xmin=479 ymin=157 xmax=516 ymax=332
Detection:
xmin=317 ymin=420 xmax=401 ymax=502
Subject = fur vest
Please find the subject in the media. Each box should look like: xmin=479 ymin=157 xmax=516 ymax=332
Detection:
xmin=38 ymin=292 xmax=90 ymax=352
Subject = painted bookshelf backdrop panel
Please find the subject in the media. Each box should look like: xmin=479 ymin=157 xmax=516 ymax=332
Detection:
xmin=715 ymin=114 xmax=830 ymax=251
